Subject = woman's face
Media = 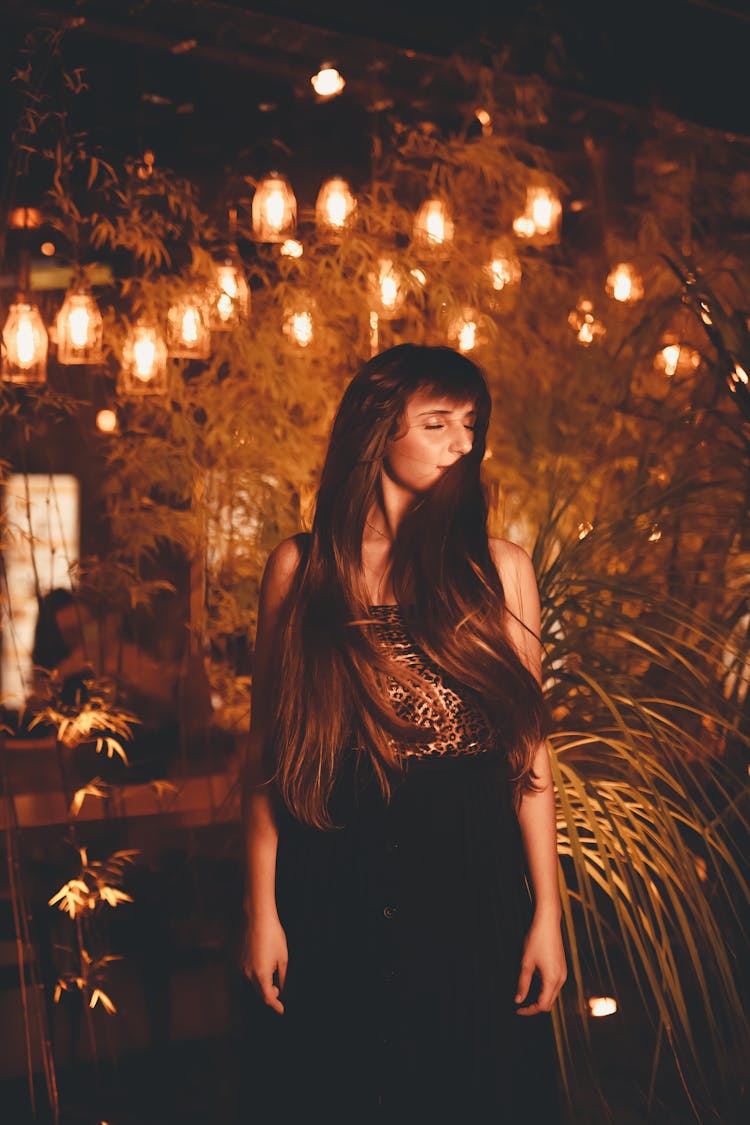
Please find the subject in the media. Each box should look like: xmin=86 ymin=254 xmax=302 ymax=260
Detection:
xmin=383 ymin=390 xmax=476 ymax=493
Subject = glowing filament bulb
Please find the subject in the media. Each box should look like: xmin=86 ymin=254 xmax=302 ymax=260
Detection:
xmin=264 ymin=188 xmax=287 ymax=233
xmin=326 ymin=190 xmax=348 ymax=228
xmin=530 ymin=192 xmax=553 ymax=233
xmin=281 ymin=239 xmax=303 ymax=258
xmin=588 ymin=997 xmax=617 ymax=1017
xmin=426 ymin=206 xmax=445 ymax=243
xmin=512 ymin=215 xmax=536 ymax=238
xmin=291 ymin=311 xmax=313 ymax=347
xmin=578 ymin=322 xmax=594 ymax=345
xmin=68 ymin=305 xmax=91 ymax=349
xmin=96 ymin=409 xmax=117 ymax=433
xmin=133 ymin=334 xmax=157 ymax=381
xmin=662 ymin=345 xmax=680 ymax=377
xmin=311 ymin=66 xmax=345 ymax=97
xmin=613 ymin=270 xmax=632 ymax=302
xmin=181 ymin=306 xmax=199 ymax=345
xmin=458 ymin=320 xmax=477 ymax=352
xmin=16 ymin=314 xmax=36 ymax=367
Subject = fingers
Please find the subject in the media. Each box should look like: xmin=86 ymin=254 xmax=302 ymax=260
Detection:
xmin=277 ymin=954 xmax=288 ymax=993
xmin=254 ymin=970 xmax=285 ymax=1014
xmin=514 ymin=960 xmax=534 ymax=1006
xmin=515 ymin=970 xmax=567 ymax=1016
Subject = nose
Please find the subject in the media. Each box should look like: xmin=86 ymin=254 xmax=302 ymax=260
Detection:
xmin=449 ymin=423 xmax=473 ymax=457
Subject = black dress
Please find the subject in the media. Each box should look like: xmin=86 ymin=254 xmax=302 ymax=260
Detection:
xmin=241 ymin=604 xmax=561 ymax=1124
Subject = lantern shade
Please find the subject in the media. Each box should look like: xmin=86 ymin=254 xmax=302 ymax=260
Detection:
xmin=252 ymin=173 xmax=297 ymax=243
xmin=56 ymin=290 xmax=103 ymax=365
xmin=413 ymin=198 xmax=454 ymax=251
xmin=119 ymin=321 xmax=168 ymax=394
xmin=167 ymin=292 xmax=211 ymax=358
xmin=1 ymin=302 xmax=48 ymax=384
xmin=513 ymin=186 xmax=562 ymax=245
xmin=211 ymin=256 xmax=250 ymax=330
xmin=315 ymin=177 xmax=356 ymax=236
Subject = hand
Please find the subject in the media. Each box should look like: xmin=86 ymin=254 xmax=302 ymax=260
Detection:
xmin=514 ymin=910 xmax=567 ymax=1016
xmin=241 ymin=911 xmax=288 ymax=1015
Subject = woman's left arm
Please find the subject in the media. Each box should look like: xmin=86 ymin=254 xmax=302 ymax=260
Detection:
xmin=490 ymin=540 xmax=567 ymax=1016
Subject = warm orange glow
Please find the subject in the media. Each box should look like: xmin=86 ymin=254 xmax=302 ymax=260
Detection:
xmin=1 ymin=303 xmax=48 ymax=383
xmin=655 ymin=343 xmax=701 ymax=377
xmin=413 ymin=198 xmax=454 ymax=248
xmin=56 ymin=291 xmax=103 ymax=365
xmin=9 ymin=207 xmax=42 ymax=229
xmin=568 ymin=298 xmax=605 ymax=346
xmin=167 ymin=292 xmax=211 ymax=357
xmin=606 ymin=262 xmax=644 ymax=303
xmin=588 ymin=996 xmax=617 ymax=1017
xmin=280 ymin=239 xmax=304 ymax=258
xmin=213 ymin=259 xmax=250 ymax=327
xmin=578 ymin=521 xmax=593 ymax=539
xmin=513 ymin=186 xmax=561 ymax=242
xmin=316 ymin=177 xmax=356 ymax=233
xmin=121 ymin=321 xmax=168 ymax=393
xmin=96 ymin=409 xmax=118 ymax=433
xmin=41 ymin=241 xmax=56 ymax=256
xmin=486 ymin=240 xmax=522 ymax=291
xmin=372 ymin=258 xmax=406 ymax=318
xmin=252 ymin=174 xmax=297 ymax=242
xmin=311 ymin=65 xmax=345 ymax=98
xmin=284 ymin=308 xmax=314 ymax=347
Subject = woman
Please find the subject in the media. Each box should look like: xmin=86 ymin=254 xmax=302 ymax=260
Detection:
xmin=240 ymin=344 xmax=566 ymax=1123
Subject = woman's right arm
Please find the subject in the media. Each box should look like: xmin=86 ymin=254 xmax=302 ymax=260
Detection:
xmin=241 ymin=536 xmax=304 ymax=1015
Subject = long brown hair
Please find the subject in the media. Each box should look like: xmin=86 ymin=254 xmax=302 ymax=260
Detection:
xmin=266 ymin=344 xmax=548 ymax=828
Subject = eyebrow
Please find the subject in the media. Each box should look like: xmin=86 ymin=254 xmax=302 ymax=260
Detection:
xmin=416 ymin=406 xmax=477 ymax=417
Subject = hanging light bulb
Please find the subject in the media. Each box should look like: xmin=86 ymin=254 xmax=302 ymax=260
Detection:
xmin=283 ymin=296 xmax=316 ymax=348
xmin=1 ymin=302 xmax=48 ymax=384
xmin=315 ymin=176 xmax=356 ymax=236
xmin=568 ymin=298 xmax=606 ymax=346
xmin=513 ymin=186 xmax=562 ymax=244
xmin=446 ymin=307 xmax=481 ymax=353
xmin=606 ymin=262 xmax=644 ymax=303
xmin=654 ymin=342 xmax=701 ymax=378
xmin=56 ymin=289 xmax=103 ymax=365
xmin=120 ymin=320 xmax=168 ymax=394
xmin=311 ymin=64 xmax=345 ymax=99
xmin=252 ymin=173 xmax=297 ymax=243
xmin=485 ymin=239 xmax=522 ymax=310
xmin=167 ymin=290 xmax=211 ymax=358
xmin=96 ymin=408 xmax=118 ymax=434
xmin=211 ymin=255 xmax=250 ymax=329
xmin=369 ymin=258 xmax=406 ymax=319
xmin=280 ymin=238 xmax=304 ymax=258
xmin=413 ymin=198 xmax=454 ymax=250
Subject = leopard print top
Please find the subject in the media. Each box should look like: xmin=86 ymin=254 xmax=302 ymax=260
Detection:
xmin=362 ymin=603 xmax=496 ymax=759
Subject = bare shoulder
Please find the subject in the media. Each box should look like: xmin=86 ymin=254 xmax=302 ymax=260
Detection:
xmin=487 ymin=536 xmax=531 ymax=585
xmin=261 ymin=531 xmax=310 ymax=606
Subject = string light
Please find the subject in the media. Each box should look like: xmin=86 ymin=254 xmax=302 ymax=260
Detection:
xmin=311 ymin=64 xmax=345 ymax=99
xmin=485 ymin=239 xmax=522 ymax=305
xmin=1 ymin=302 xmax=48 ymax=384
xmin=578 ymin=521 xmax=593 ymax=539
xmin=252 ymin=173 xmax=297 ymax=243
xmin=315 ymin=176 xmax=356 ymax=236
